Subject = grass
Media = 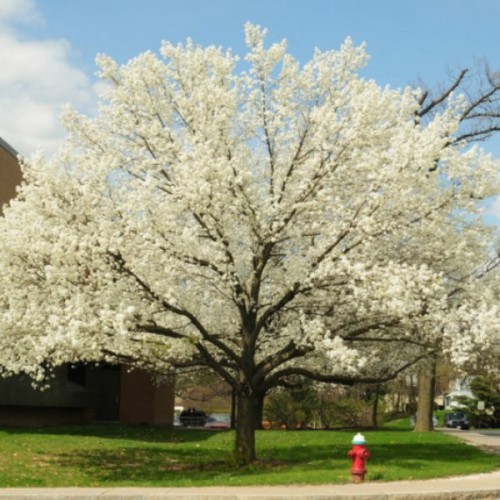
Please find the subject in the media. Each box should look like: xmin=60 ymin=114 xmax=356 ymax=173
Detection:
xmin=0 ymin=423 xmax=498 ymax=487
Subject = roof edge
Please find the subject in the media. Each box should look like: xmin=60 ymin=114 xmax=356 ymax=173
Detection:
xmin=0 ymin=137 xmax=19 ymax=157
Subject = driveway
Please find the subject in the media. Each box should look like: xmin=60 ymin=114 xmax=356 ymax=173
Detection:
xmin=439 ymin=428 xmax=500 ymax=453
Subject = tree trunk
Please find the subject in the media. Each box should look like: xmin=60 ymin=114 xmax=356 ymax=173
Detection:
xmin=415 ymin=357 xmax=436 ymax=432
xmin=230 ymin=388 xmax=237 ymax=430
xmin=254 ymin=391 xmax=265 ymax=429
xmin=408 ymin=374 xmax=417 ymax=415
xmin=235 ymin=390 xmax=256 ymax=464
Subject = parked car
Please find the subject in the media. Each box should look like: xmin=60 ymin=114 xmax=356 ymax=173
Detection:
xmin=444 ymin=411 xmax=470 ymax=430
xmin=179 ymin=408 xmax=207 ymax=427
xmin=204 ymin=413 xmax=231 ymax=429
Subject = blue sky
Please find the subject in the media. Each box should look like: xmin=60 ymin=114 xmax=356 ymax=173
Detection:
xmin=2 ymin=0 xmax=499 ymax=154
xmin=1 ymin=0 xmax=499 ymax=221
xmin=35 ymin=0 xmax=500 ymax=89
xmin=33 ymin=1 xmax=499 ymax=80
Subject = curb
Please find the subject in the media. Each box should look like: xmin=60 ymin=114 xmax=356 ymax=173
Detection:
xmin=0 ymin=473 xmax=499 ymax=500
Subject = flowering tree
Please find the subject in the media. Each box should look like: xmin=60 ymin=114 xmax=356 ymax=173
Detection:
xmin=1 ymin=25 xmax=499 ymax=463
xmin=409 ymin=66 xmax=500 ymax=431
xmin=364 ymin=198 xmax=500 ymax=431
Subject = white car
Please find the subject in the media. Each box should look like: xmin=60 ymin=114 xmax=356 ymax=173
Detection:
xmin=204 ymin=413 xmax=231 ymax=429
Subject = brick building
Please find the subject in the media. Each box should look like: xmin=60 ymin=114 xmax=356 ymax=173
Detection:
xmin=0 ymin=137 xmax=23 ymax=214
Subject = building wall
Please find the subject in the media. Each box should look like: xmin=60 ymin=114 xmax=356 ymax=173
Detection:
xmin=0 ymin=366 xmax=99 ymax=426
xmin=0 ymin=407 xmax=95 ymax=426
xmin=0 ymin=138 xmax=22 ymax=214
xmin=120 ymin=367 xmax=175 ymax=426
xmin=0 ymin=365 xmax=176 ymax=426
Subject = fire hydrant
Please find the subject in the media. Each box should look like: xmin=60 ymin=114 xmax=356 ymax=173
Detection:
xmin=347 ymin=432 xmax=370 ymax=482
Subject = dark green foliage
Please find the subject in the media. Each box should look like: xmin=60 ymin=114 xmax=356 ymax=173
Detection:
xmin=265 ymin=383 xmax=386 ymax=429
xmin=456 ymin=376 xmax=500 ymax=428
xmin=319 ymin=398 xmax=374 ymax=429
xmin=264 ymin=385 xmax=318 ymax=428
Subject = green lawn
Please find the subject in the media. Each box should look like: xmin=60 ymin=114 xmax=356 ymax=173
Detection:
xmin=0 ymin=424 xmax=498 ymax=487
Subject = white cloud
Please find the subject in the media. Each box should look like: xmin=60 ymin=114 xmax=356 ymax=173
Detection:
xmin=0 ymin=0 xmax=41 ymax=25
xmin=0 ymin=1 xmax=96 ymax=157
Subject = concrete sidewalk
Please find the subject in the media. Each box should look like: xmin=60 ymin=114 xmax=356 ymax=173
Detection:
xmin=0 ymin=471 xmax=499 ymax=500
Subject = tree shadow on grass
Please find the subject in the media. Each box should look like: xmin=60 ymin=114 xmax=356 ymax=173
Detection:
xmin=2 ymin=424 xmax=218 ymax=444
xmin=46 ymin=440 xmax=498 ymax=486
xmin=4 ymin=427 xmax=497 ymax=486
xmin=50 ymin=446 xmax=237 ymax=484
xmin=50 ymin=445 xmax=342 ymax=485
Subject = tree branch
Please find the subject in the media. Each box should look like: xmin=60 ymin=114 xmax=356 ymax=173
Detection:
xmin=262 ymin=353 xmax=427 ymax=392
xmin=418 ymin=69 xmax=468 ymax=118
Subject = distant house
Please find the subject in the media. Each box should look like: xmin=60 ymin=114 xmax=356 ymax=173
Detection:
xmin=0 ymin=136 xmax=175 ymax=426
xmin=444 ymin=377 xmax=475 ymax=409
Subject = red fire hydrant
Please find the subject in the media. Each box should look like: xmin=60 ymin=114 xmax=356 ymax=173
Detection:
xmin=347 ymin=432 xmax=370 ymax=482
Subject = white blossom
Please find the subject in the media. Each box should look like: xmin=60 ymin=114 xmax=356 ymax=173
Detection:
xmin=0 ymin=24 xmax=498 ymax=390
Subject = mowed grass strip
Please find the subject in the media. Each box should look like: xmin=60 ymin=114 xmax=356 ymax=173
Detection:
xmin=0 ymin=424 xmax=497 ymax=487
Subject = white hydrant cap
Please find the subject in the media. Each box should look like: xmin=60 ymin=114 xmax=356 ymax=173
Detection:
xmin=351 ymin=432 xmax=366 ymax=444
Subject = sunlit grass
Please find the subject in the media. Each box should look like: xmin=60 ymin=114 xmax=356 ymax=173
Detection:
xmin=0 ymin=424 xmax=497 ymax=486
